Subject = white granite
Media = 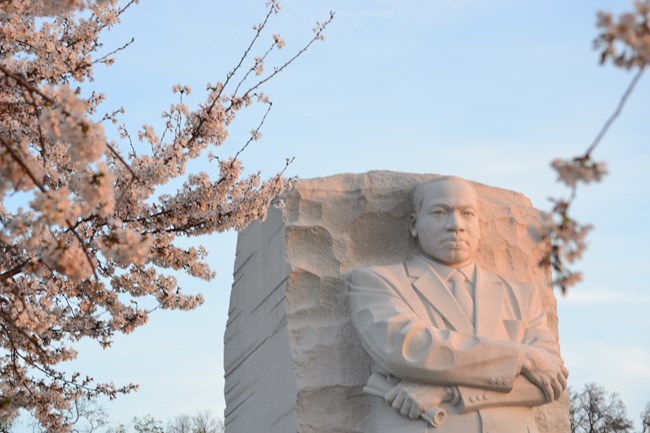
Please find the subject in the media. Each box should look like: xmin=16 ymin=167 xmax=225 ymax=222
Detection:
xmin=223 ymin=171 xmax=569 ymax=433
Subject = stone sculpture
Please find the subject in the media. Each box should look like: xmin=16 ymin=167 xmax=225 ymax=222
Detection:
xmin=348 ymin=176 xmax=568 ymax=433
xmin=224 ymin=172 xmax=569 ymax=433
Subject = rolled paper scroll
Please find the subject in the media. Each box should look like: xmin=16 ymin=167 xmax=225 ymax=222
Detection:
xmin=363 ymin=372 xmax=447 ymax=428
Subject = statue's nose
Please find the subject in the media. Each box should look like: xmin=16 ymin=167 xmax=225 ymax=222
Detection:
xmin=445 ymin=211 xmax=465 ymax=231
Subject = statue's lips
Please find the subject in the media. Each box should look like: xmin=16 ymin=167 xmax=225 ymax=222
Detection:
xmin=441 ymin=240 xmax=467 ymax=249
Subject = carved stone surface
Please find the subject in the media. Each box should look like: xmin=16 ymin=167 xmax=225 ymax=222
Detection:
xmin=223 ymin=171 xmax=569 ymax=433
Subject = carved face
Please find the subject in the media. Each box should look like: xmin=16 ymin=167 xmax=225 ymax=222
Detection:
xmin=410 ymin=179 xmax=480 ymax=267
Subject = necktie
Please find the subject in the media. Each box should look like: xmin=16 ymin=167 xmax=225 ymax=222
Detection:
xmin=449 ymin=271 xmax=474 ymax=323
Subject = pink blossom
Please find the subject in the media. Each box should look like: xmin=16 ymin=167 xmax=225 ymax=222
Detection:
xmin=273 ymin=33 xmax=286 ymax=49
xmin=596 ymin=1 xmax=650 ymax=68
xmin=254 ymin=56 xmax=264 ymax=75
xmin=551 ymin=158 xmax=607 ymax=187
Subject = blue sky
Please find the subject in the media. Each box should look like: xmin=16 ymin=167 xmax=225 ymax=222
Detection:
xmin=18 ymin=0 xmax=650 ymax=430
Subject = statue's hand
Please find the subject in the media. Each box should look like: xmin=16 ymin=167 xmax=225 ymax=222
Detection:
xmin=521 ymin=346 xmax=569 ymax=402
xmin=385 ymin=380 xmax=452 ymax=420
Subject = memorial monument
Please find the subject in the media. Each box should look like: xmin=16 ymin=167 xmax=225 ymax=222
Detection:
xmin=223 ymin=172 xmax=569 ymax=433
xmin=348 ymin=176 xmax=567 ymax=433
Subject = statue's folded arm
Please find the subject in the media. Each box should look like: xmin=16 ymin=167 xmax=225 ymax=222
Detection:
xmin=348 ymin=266 xmax=524 ymax=392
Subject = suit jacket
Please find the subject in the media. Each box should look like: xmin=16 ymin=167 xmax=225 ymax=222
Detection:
xmin=348 ymin=255 xmax=561 ymax=433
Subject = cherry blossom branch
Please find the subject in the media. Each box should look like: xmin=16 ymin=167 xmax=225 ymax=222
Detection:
xmin=186 ymin=9 xmax=334 ymax=150
xmin=543 ymin=4 xmax=648 ymax=293
xmin=183 ymin=4 xmax=276 ymax=147
xmin=0 ymin=64 xmax=54 ymax=106
xmin=221 ymin=2 xmax=276 ymax=96
xmin=11 ymin=344 xmax=137 ymax=398
xmin=0 ymin=313 xmax=50 ymax=362
xmin=585 ymin=66 xmax=644 ymax=158
xmin=0 ymin=137 xmax=46 ymax=193
xmin=232 ymin=99 xmax=272 ymax=163
xmin=0 ymin=259 xmax=32 ymax=281
xmin=0 ymin=64 xmax=138 ymax=184
xmin=231 ymin=43 xmax=275 ymax=98
xmin=0 ymin=137 xmax=99 ymax=281
xmin=93 ymin=37 xmax=135 ymax=66
xmin=240 ymin=12 xmax=334 ymax=99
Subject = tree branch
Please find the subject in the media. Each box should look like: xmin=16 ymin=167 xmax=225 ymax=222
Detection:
xmin=585 ymin=66 xmax=645 ymax=158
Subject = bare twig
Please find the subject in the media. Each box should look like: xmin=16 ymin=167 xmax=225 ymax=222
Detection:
xmin=184 ymin=5 xmax=276 ymax=148
xmin=585 ymin=66 xmax=645 ymax=158
xmin=240 ymin=12 xmax=335 ymax=100
xmin=232 ymin=99 xmax=272 ymax=163
xmin=232 ymin=43 xmax=275 ymax=99
xmin=93 ymin=37 xmax=135 ymax=65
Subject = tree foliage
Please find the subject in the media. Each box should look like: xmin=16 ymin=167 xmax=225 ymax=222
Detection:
xmin=641 ymin=403 xmax=650 ymax=433
xmin=0 ymin=0 xmax=332 ymax=431
xmin=570 ymin=383 xmax=634 ymax=433
xmin=166 ymin=412 xmax=223 ymax=433
xmin=100 ymin=410 xmax=223 ymax=433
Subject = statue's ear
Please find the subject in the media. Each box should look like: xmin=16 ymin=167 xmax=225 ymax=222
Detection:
xmin=409 ymin=213 xmax=418 ymax=238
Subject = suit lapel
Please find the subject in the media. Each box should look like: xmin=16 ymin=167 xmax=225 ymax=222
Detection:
xmin=407 ymin=256 xmax=474 ymax=334
xmin=377 ymin=263 xmax=431 ymax=324
xmin=475 ymin=267 xmax=504 ymax=338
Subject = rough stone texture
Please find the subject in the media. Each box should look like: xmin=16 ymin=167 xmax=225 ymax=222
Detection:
xmin=224 ymin=171 xmax=569 ymax=433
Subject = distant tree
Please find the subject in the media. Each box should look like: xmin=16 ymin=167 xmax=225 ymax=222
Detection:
xmin=101 ymin=411 xmax=223 ymax=433
xmin=104 ymin=425 xmax=128 ymax=433
xmin=569 ymin=383 xmax=634 ymax=433
xmin=131 ymin=415 xmax=164 ymax=433
xmin=166 ymin=415 xmax=192 ymax=433
xmin=641 ymin=402 xmax=650 ymax=433
xmin=167 ymin=412 xmax=222 ymax=433
xmin=188 ymin=411 xmax=222 ymax=433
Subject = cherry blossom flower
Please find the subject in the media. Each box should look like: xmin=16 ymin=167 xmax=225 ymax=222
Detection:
xmin=551 ymin=157 xmax=607 ymax=188
xmin=254 ymin=56 xmax=264 ymax=75
xmin=273 ymin=33 xmax=286 ymax=49
xmin=595 ymin=1 xmax=650 ymax=68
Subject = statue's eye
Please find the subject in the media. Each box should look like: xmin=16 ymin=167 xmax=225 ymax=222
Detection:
xmin=462 ymin=209 xmax=476 ymax=217
xmin=431 ymin=209 xmax=446 ymax=216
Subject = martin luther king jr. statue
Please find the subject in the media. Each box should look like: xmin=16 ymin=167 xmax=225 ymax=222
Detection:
xmin=348 ymin=176 xmax=568 ymax=433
